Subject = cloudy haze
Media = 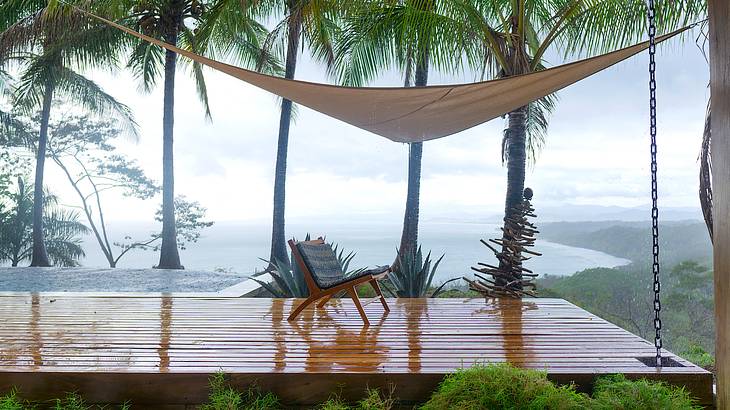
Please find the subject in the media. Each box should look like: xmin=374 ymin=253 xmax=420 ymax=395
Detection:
xmin=43 ymin=28 xmax=710 ymax=225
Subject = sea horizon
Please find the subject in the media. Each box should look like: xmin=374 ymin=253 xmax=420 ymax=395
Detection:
xmin=77 ymin=219 xmax=630 ymax=283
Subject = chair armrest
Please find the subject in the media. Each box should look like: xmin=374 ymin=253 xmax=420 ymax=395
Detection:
xmin=362 ymin=265 xmax=391 ymax=276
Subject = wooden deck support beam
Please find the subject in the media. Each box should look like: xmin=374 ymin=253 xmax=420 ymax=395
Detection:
xmin=711 ymin=0 xmax=730 ymax=408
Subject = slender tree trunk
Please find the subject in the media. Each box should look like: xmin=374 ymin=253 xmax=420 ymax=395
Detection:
xmin=29 ymin=80 xmax=54 ymax=267
xmin=503 ymin=107 xmax=528 ymax=217
xmin=11 ymin=177 xmax=26 ymax=267
xmin=496 ymin=12 xmax=530 ymax=287
xmin=268 ymin=16 xmax=301 ymax=268
xmin=498 ymin=105 xmax=528 ymax=285
xmin=709 ymin=0 xmax=730 ymax=405
xmin=53 ymin=156 xmax=117 ymax=267
xmin=156 ymin=20 xmax=183 ymax=270
xmin=396 ymin=52 xmax=428 ymax=261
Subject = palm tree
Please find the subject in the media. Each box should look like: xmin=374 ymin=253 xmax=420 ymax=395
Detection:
xmin=334 ymin=0 xmax=472 ymax=261
xmin=457 ymin=0 xmax=705 ymax=284
xmin=121 ymin=0 xmax=278 ymax=269
xmin=239 ymin=0 xmax=342 ymax=268
xmin=194 ymin=0 xmax=280 ymax=72
xmin=119 ymin=0 xmax=214 ymax=269
xmin=0 ymin=177 xmax=90 ymax=267
xmin=0 ymin=0 xmax=137 ymax=267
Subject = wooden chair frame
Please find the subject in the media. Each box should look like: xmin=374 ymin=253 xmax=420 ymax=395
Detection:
xmin=287 ymin=238 xmax=390 ymax=326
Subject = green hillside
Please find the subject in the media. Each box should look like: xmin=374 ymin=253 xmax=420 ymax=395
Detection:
xmin=540 ymin=220 xmax=712 ymax=267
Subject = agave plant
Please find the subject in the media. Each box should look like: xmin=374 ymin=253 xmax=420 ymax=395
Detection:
xmin=254 ymin=234 xmax=365 ymax=298
xmin=386 ymin=246 xmax=458 ymax=298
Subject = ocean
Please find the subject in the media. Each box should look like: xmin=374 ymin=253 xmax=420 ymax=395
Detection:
xmin=80 ymin=221 xmax=629 ymax=283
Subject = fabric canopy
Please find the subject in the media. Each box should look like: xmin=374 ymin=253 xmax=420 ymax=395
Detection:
xmin=80 ymin=9 xmax=686 ymax=143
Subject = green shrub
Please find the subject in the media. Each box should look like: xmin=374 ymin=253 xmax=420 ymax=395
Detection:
xmin=53 ymin=393 xmax=94 ymax=410
xmin=0 ymin=390 xmax=27 ymax=410
xmin=591 ymin=374 xmax=701 ymax=410
xmin=0 ymin=370 xmax=705 ymax=410
xmin=680 ymin=344 xmax=715 ymax=370
xmin=421 ymin=364 xmax=589 ymax=410
xmin=318 ymin=397 xmax=351 ymax=410
xmin=318 ymin=389 xmax=393 ymax=410
xmin=201 ymin=373 xmax=279 ymax=410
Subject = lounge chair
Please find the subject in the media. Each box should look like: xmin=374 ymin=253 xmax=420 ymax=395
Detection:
xmin=287 ymin=238 xmax=390 ymax=326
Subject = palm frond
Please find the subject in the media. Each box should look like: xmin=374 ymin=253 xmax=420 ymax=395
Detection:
xmin=180 ymin=27 xmax=211 ymax=119
xmin=556 ymin=0 xmax=705 ymax=57
xmin=43 ymin=207 xmax=89 ymax=267
xmin=524 ymin=93 xmax=557 ymax=165
xmin=196 ymin=0 xmax=282 ymax=75
xmin=127 ymin=40 xmax=164 ymax=93
xmin=700 ymin=100 xmax=712 ymax=242
xmin=51 ymin=64 xmax=139 ymax=139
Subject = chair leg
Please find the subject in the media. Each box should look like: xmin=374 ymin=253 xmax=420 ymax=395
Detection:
xmin=317 ymin=294 xmax=333 ymax=308
xmin=346 ymin=287 xmax=370 ymax=327
xmin=369 ymin=279 xmax=390 ymax=312
xmin=288 ymin=295 xmax=320 ymax=322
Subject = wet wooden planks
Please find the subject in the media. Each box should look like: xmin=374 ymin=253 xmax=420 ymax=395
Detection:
xmin=0 ymin=296 xmax=714 ymax=407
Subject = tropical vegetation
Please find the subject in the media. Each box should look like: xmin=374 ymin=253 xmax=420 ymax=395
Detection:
xmin=0 ymin=1 xmax=713 ymax=407
xmin=244 ymin=0 xmax=342 ymax=268
xmin=122 ymin=0 xmax=214 ymax=269
xmin=387 ymin=246 xmax=456 ymax=297
xmin=539 ymin=261 xmax=715 ymax=369
xmin=0 ymin=0 xmax=137 ymax=267
xmin=537 ymin=220 xmax=716 ymax=368
xmin=0 ymin=0 xmax=707 ymax=274
xmin=457 ymin=0 xmax=704 ymax=285
xmin=0 ymin=177 xmax=89 ymax=267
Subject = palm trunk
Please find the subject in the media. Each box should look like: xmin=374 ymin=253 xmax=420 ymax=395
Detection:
xmin=11 ymin=178 xmax=25 ymax=267
xmin=503 ymin=107 xmax=528 ymax=216
xmin=498 ymin=105 xmax=528 ymax=284
xmin=156 ymin=27 xmax=183 ymax=270
xmin=496 ymin=12 xmax=529 ymax=288
xmin=396 ymin=52 xmax=429 ymax=261
xmin=29 ymin=79 xmax=54 ymax=267
xmin=268 ymin=16 xmax=301 ymax=268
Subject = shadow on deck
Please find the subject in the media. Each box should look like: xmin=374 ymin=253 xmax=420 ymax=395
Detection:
xmin=0 ymin=296 xmax=714 ymax=407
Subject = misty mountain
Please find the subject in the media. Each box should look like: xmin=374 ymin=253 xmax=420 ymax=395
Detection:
xmin=540 ymin=220 xmax=712 ymax=267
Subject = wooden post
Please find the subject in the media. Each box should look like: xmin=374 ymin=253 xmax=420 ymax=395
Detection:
xmin=710 ymin=0 xmax=730 ymax=407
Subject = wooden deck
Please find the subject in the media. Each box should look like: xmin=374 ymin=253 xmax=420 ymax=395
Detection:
xmin=0 ymin=296 xmax=713 ymax=407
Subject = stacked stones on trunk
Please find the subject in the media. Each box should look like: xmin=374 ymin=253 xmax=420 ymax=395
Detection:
xmin=466 ymin=188 xmax=541 ymax=298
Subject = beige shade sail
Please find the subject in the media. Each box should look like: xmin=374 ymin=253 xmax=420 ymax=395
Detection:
xmin=79 ymin=9 xmax=686 ymax=143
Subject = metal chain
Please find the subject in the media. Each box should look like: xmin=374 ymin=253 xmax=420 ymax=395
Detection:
xmin=647 ymin=0 xmax=662 ymax=367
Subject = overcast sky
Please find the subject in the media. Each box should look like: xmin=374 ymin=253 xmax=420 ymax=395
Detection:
xmin=42 ymin=28 xmax=710 ymax=224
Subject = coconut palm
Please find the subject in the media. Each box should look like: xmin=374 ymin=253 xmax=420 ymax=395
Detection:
xmin=194 ymin=0 xmax=281 ymax=72
xmin=0 ymin=177 xmax=90 ymax=267
xmin=0 ymin=0 xmax=137 ymax=267
xmin=121 ymin=0 xmax=277 ymax=269
xmin=458 ymin=0 xmax=705 ymax=284
xmin=333 ymin=0 xmax=473 ymax=261
xmin=115 ymin=0 xmax=216 ymax=269
xmin=237 ymin=0 xmax=342 ymax=268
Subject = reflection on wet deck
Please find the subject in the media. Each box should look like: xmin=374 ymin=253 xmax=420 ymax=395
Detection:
xmin=0 ymin=296 xmax=713 ymax=406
